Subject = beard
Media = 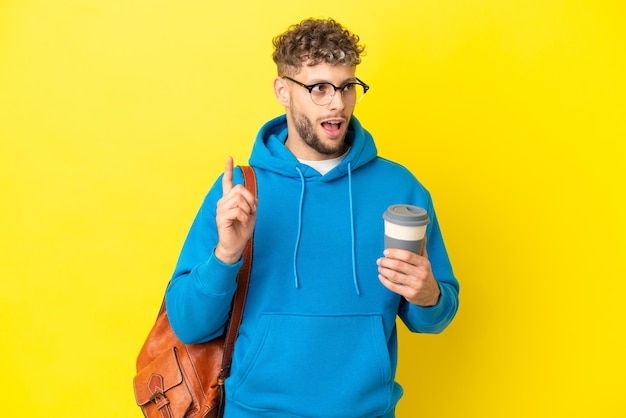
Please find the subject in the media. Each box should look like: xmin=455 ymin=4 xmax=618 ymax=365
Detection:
xmin=291 ymin=105 xmax=349 ymax=157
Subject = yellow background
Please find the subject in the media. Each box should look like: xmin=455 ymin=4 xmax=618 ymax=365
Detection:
xmin=1 ymin=0 xmax=624 ymax=416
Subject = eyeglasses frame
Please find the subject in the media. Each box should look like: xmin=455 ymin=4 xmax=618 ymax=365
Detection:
xmin=281 ymin=76 xmax=370 ymax=106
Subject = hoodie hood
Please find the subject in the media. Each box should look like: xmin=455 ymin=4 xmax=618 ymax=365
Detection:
xmin=249 ymin=114 xmax=378 ymax=181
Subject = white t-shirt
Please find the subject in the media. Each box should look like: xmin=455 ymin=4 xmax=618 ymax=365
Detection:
xmin=298 ymin=150 xmax=349 ymax=175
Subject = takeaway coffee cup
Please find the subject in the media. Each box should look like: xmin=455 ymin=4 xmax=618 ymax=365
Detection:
xmin=383 ymin=204 xmax=430 ymax=254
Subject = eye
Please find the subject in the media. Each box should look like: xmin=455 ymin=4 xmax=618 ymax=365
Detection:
xmin=342 ymin=83 xmax=355 ymax=93
xmin=311 ymin=83 xmax=333 ymax=94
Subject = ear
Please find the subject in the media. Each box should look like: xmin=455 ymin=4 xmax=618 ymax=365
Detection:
xmin=274 ymin=76 xmax=290 ymax=106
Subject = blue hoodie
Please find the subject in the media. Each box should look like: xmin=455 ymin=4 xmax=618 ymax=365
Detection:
xmin=166 ymin=115 xmax=459 ymax=418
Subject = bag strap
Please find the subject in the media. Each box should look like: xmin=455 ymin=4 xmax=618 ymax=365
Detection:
xmin=218 ymin=165 xmax=256 ymax=383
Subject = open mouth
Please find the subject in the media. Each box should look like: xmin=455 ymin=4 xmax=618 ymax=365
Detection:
xmin=321 ymin=120 xmax=343 ymax=136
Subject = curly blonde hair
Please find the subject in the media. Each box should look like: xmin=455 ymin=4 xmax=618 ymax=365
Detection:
xmin=272 ymin=18 xmax=365 ymax=76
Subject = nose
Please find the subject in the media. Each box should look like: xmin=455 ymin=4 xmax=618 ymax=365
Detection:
xmin=327 ymin=89 xmax=345 ymax=110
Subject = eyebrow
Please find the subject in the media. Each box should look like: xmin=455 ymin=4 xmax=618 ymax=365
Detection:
xmin=307 ymin=77 xmax=358 ymax=85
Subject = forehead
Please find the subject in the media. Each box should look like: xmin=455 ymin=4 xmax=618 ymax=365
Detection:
xmin=296 ymin=62 xmax=357 ymax=83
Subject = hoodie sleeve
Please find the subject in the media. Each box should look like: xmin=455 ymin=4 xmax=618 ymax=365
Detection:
xmin=397 ymin=204 xmax=460 ymax=334
xmin=165 ymin=173 xmax=244 ymax=344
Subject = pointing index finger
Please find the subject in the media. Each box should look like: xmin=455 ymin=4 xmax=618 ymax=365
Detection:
xmin=222 ymin=156 xmax=234 ymax=195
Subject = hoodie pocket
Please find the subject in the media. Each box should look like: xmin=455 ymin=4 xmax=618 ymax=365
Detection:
xmin=230 ymin=313 xmax=393 ymax=417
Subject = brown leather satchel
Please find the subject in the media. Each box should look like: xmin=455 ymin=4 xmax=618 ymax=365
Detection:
xmin=133 ymin=165 xmax=256 ymax=418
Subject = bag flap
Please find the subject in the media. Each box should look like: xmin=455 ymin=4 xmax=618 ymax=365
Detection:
xmin=133 ymin=347 xmax=184 ymax=406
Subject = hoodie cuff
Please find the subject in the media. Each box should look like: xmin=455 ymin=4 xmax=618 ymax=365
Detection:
xmin=409 ymin=282 xmax=455 ymax=324
xmin=193 ymin=251 xmax=243 ymax=296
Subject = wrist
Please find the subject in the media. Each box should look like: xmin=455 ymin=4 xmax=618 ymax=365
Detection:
xmin=427 ymin=281 xmax=441 ymax=306
xmin=214 ymin=244 xmax=241 ymax=265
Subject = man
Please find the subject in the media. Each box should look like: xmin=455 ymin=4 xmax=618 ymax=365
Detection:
xmin=166 ymin=18 xmax=459 ymax=417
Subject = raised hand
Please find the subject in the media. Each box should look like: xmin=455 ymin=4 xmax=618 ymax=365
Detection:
xmin=214 ymin=157 xmax=258 ymax=264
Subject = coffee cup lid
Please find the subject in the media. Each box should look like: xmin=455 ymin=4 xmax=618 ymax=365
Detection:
xmin=383 ymin=204 xmax=430 ymax=226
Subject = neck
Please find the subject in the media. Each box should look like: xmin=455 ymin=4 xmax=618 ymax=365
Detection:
xmin=285 ymin=136 xmax=349 ymax=161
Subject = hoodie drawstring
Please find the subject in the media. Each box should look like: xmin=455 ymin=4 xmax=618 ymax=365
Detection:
xmin=347 ymin=163 xmax=361 ymax=295
xmin=293 ymin=166 xmax=305 ymax=289
xmin=292 ymin=164 xmax=361 ymax=296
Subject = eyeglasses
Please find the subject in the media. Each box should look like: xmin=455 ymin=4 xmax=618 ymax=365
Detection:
xmin=282 ymin=76 xmax=370 ymax=106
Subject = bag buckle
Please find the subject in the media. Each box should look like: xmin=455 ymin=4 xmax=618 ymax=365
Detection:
xmin=147 ymin=374 xmax=170 ymax=409
xmin=149 ymin=391 xmax=166 ymax=404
